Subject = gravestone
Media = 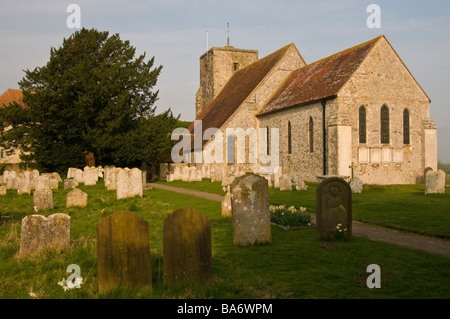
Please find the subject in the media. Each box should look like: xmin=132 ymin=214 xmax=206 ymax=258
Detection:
xmin=349 ymin=177 xmax=363 ymax=194
xmin=35 ymin=176 xmax=50 ymax=191
xmin=294 ymin=176 xmax=308 ymax=191
xmin=0 ymin=185 xmax=6 ymax=195
xmin=221 ymin=192 xmax=232 ymax=217
xmin=106 ymin=169 xmax=117 ymax=190
xmin=97 ymin=210 xmax=152 ymax=294
xmin=279 ymin=174 xmax=292 ymax=191
xmin=230 ymin=173 xmax=271 ymax=246
xmin=163 ymin=208 xmax=212 ymax=285
xmin=116 ymin=168 xmax=143 ymax=199
xmin=48 ymin=178 xmax=59 ymax=190
xmin=64 ymin=178 xmax=78 ymax=190
xmin=83 ymin=168 xmax=98 ymax=186
xmin=425 ymin=169 xmax=446 ymax=194
xmin=195 ymin=169 xmax=202 ymax=182
xmin=18 ymin=178 xmax=31 ymax=195
xmin=188 ymin=167 xmax=197 ymax=182
xmin=66 ymin=188 xmax=88 ymax=208
xmin=316 ymin=177 xmax=352 ymax=241
xmin=73 ymin=169 xmax=84 ymax=184
xmin=172 ymin=165 xmax=182 ymax=180
xmin=33 ymin=188 xmax=53 ymax=211
xmin=19 ymin=213 xmax=70 ymax=256
xmin=166 ymin=173 xmax=174 ymax=182
xmin=273 ymin=166 xmax=282 ymax=189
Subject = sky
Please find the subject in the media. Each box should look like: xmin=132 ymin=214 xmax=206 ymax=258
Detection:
xmin=0 ymin=0 xmax=449 ymax=162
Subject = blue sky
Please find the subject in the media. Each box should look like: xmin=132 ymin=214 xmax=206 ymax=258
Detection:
xmin=1 ymin=0 xmax=449 ymax=162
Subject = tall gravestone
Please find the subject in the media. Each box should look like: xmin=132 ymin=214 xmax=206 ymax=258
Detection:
xmin=425 ymin=169 xmax=446 ymax=194
xmin=316 ymin=177 xmax=352 ymax=241
xmin=279 ymin=174 xmax=292 ymax=191
xmin=163 ymin=208 xmax=212 ymax=285
xmin=97 ymin=210 xmax=152 ymax=294
xmin=230 ymin=173 xmax=271 ymax=246
xmin=116 ymin=168 xmax=143 ymax=199
xmin=19 ymin=214 xmax=70 ymax=256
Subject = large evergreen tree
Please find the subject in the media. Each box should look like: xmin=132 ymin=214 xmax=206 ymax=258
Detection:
xmin=0 ymin=28 xmax=179 ymax=173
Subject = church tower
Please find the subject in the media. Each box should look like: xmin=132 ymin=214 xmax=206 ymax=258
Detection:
xmin=195 ymin=45 xmax=258 ymax=117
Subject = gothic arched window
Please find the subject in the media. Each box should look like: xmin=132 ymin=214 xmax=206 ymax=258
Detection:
xmin=309 ymin=117 xmax=314 ymax=153
xmin=359 ymin=106 xmax=367 ymax=144
xmin=403 ymin=108 xmax=410 ymax=145
xmin=266 ymin=126 xmax=270 ymax=155
xmin=288 ymin=121 xmax=292 ymax=154
xmin=380 ymin=104 xmax=390 ymax=144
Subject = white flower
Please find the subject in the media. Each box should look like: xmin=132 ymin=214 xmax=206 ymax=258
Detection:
xmin=29 ymin=290 xmax=37 ymax=298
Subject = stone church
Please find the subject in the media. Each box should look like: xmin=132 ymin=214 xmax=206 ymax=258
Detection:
xmin=187 ymin=35 xmax=437 ymax=185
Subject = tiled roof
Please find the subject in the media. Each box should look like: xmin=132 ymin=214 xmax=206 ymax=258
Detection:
xmin=188 ymin=44 xmax=294 ymax=149
xmin=0 ymin=89 xmax=26 ymax=108
xmin=258 ymin=36 xmax=383 ymax=116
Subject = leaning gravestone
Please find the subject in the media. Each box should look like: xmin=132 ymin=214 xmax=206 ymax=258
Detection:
xmin=66 ymin=188 xmax=88 ymax=208
xmin=19 ymin=213 xmax=70 ymax=256
xmin=230 ymin=173 xmax=271 ymax=246
xmin=425 ymin=169 xmax=446 ymax=194
xmin=97 ymin=210 xmax=152 ymax=294
xmin=316 ymin=177 xmax=352 ymax=241
xmin=349 ymin=177 xmax=363 ymax=194
xmin=163 ymin=208 xmax=212 ymax=285
xmin=33 ymin=188 xmax=53 ymax=211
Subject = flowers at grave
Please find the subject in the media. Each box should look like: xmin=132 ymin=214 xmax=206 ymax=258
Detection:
xmin=269 ymin=205 xmax=311 ymax=227
xmin=334 ymin=223 xmax=348 ymax=241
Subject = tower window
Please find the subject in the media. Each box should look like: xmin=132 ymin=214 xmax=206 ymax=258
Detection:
xmin=233 ymin=63 xmax=239 ymax=71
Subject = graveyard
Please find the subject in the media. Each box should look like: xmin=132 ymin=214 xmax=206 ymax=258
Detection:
xmin=0 ymin=169 xmax=449 ymax=299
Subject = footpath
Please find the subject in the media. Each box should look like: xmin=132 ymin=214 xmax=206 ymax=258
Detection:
xmin=148 ymin=183 xmax=450 ymax=259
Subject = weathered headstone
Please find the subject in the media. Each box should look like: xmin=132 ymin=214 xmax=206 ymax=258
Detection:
xmin=73 ymin=169 xmax=84 ymax=184
xmin=279 ymin=174 xmax=292 ymax=191
xmin=349 ymin=177 xmax=363 ymax=194
xmin=33 ymin=188 xmax=53 ymax=211
xmin=35 ymin=176 xmax=50 ymax=191
xmin=163 ymin=208 xmax=212 ymax=285
xmin=0 ymin=185 xmax=6 ymax=195
xmin=294 ymin=176 xmax=308 ymax=191
xmin=66 ymin=188 xmax=88 ymax=208
xmin=166 ymin=173 xmax=174 ymax=182
xmin=316 ymin=177 xmax=352 ymax=241
xmin=48 ymin=178 xmax=59 ymax=190
xmin=230 ymin=173 xmax=271 ymax=246
xmin=221 ymin=192 xmax=232 ymax=217
xmin=188 ymin=167 xmax=197 ymax=182
xmin=64 ymin=178 xmax=78 ymax=190
xmin=106 ymin=169 xmax=117 ymax=190
xmin=83 ymin=168 xmax=98 ymax=186
xmin=97 ymin=210 xmax=152 ymax=294
xmin=116 ymin=168 xmax=143 ymax=199
xmin=425 ymin=169 xmax=446 ymax=194
xmin=19 ymin=213 xmax=70 ymax=256
xmin=18 ymin=177 xmax=31 ymax=195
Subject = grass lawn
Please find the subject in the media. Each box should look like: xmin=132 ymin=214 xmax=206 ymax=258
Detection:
xmin=156 ymin=179 xmax=450 ymax=239
xmin=1 ymin=181 xmax=449 ymax=299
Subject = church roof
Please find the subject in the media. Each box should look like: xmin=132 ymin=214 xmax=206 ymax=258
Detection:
xmin=0 ymin=88 xmax=26 ymax=108
xmin=188 ymin=43 xmax=294 ymax=148
xmin=258 ymin=36 xmax=383 ymax=116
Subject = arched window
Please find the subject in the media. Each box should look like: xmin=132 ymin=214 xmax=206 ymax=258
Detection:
xmin=287 ymin=121 xmax=292 ymax=154
xmin=403 ymin=108 xmax=410 ymax=145
xmin=359 ymin=106 xmax=367 ymax=144
xmin=380 ymin=104 xmax=390 ymax=144
xmin=266 ymin=126 xmax=270 ymax=155
xmin=309 ymin=117 xmax=314 ymax=153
